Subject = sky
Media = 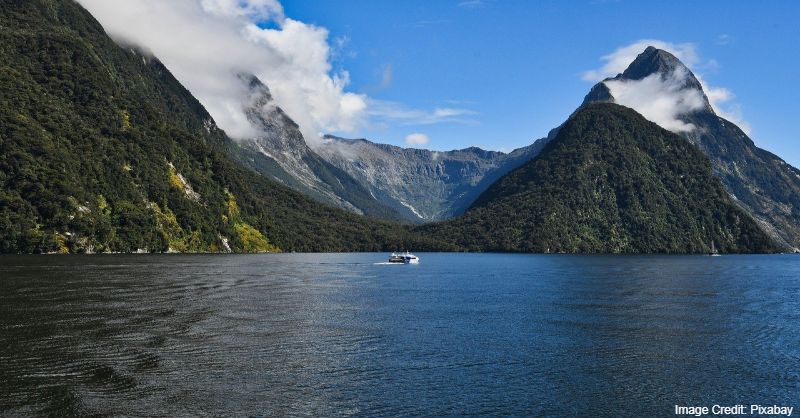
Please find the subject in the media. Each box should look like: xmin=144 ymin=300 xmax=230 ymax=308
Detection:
xmin=78 ymin=0 xmax=800 ymax=166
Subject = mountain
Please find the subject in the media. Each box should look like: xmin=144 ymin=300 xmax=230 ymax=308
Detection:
xmin=420 ymin=103 xmax=777 ymax=253
xmin=2 ymin=1 xmax=791 ymax=255
xmin=232 ymin=74 xmax=403 ymax=221
xmin=315 ymin=136 xmax=542 ymax=222
xmin=0 ymin=0 xmax=433 ymax=253
xmin=582 ymin=46 xmax=800 ymax=250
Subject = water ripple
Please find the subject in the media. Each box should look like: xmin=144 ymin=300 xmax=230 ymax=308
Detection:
xmin=0 ymin=253 xmax=798 ymax=416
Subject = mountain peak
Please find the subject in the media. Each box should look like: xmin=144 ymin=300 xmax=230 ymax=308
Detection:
xmin=621 ymin=46 xmax=687 ymax=81
xmin=238 ymin=72 xmax=273 ymax=106
xmin=426 ymin=103 xmax=777 ymax=253
xmin=581 ymin=46 xmax=713 ymax=114
xmin=619 ymin=47 xmax=707 ymax=97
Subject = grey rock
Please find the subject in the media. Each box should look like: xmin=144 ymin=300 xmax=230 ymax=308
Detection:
xmin=315 ymin=136 xmax=543 ymax=222
xmin=232 ymin=74 xmax=403 ymax=221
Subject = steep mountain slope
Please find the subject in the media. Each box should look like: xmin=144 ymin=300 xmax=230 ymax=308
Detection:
xmin=232 ymin=74 xmax=403 ymax=221
xmin=315 ymin=136 xmax=542 ymax=221
xmin=0 ymin=0 xmax=431 ymax=253
xmin=582 ymin=46 xmax=800 ymax=250
xmin=420 ymin=104 xmax=777 ymax=253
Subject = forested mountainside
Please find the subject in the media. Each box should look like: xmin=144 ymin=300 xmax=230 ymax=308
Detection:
xmin=0 ymin=0 xmax=444 ymax=253
xmin=419 ymin=104 xmax=777 ymax=254
xmin=0 ymin=2 xmax=791 ymax=255
xmin=582 ymin=46 xmax=800 ymax=250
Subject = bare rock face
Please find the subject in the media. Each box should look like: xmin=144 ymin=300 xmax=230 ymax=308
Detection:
xmin=315 ymin=136 xmax=543 ymax=222
xmin=233 ymin=74 xmax=403 ymax=221
xmin=237 ymin=74 xmax=545 ymax=223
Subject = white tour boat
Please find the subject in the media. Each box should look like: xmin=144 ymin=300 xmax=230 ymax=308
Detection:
xmin=388 ymin=251 xmax=419 ymax=264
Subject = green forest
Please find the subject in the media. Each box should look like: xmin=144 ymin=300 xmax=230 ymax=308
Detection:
xmin=0 ymin=0 xmax=781 ymax=254
xmin=0 ymin=0 xmax=449 ymax=254
xmin=419 ymin=104 xmax=778 ymax=254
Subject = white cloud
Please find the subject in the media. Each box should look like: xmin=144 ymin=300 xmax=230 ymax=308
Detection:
xmin=604 ymin=67 xmax=706 ymax=133
xmin=77 ymin=0 xmax=366 ymax=142
xmin=368 ymin=100 xmax=478 ymax=126
xmin=405 ymin=133 xmax=429 ymax=146
xmin=200 ymin=0 xmax=283 ymax=20
xmin=585 ymin=39 xmax=752 ymax=135
xmin=581 ymin=39 xmax=698 ymax=82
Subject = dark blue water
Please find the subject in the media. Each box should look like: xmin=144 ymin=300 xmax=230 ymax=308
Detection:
xmin=0 ymin=254 xmax=798 ymax=416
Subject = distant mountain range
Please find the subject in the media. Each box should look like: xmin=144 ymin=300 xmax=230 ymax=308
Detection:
xmin=315 ymin=136 xmax=543 ymax=222
xmin=1 ymin=0 xmax=797 ymax=253
xmin=231 ymin=74 xmax=544 ymax=223
xmin=232 ymin=74 xmax=404 ymax=221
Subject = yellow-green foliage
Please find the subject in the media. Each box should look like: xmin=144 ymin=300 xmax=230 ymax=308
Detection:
xmin=52 ymin=233 xmax=69 ymax=254
xmin=225 ymin=189 xmax=239 ymax=220
xmin=97 ymin=194 xmax=110 ymax=217
xmin=149 ymin=202 xmax=181 ymax=241
xmin=167 ymin=163 xmax=186 ymax=191
xmin=166 ymin=162 xmax=200 ymax=202
xmin=148 ymin=202 xmax=207 ymax=252
xmin=182 ymin=230 xmax=205 ymax=252
xmin=224 ymin=190 xmax=279 ymax=252
xmin=234 ymin=221 xmax=280 ymax=253
xmin=120 ymin=109 xmax=131 ymax=132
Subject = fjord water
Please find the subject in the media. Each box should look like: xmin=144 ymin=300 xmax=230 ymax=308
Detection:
xmin=1 ymin=254 xmax=798 ymax=416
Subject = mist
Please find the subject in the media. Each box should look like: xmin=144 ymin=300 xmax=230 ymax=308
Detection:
xmin=604 ymin=67 xmax=706 ymax=133
xmin=585 ymin=40 xmax=751 ymax=135
xmin=77 ymin=0 xmax=366 ymax=143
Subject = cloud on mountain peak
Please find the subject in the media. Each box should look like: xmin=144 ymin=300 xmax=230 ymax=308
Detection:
xmin=604 ymin=67 xmax=706 ymax=133
xmin=77 ymin=0 xmax=365 ymax=142
xmin=583 ymin=39 xmax=751 ymax=135
xmin=581 ymin=39 xmax=699 ymax=82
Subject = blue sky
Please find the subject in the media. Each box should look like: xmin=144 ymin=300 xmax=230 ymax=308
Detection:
xmin=281 ymin=0 xmax=800 ymax=165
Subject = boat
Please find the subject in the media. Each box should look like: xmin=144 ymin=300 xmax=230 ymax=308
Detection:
xmin=388 ymin=251 xmax=419 ymax=264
